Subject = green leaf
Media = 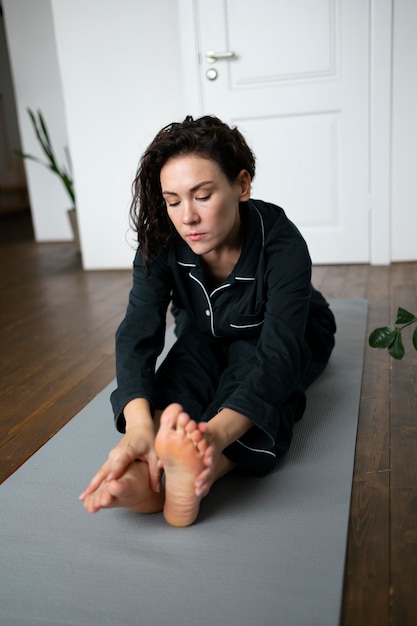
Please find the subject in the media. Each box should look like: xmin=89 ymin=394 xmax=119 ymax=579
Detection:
xmin=388 ymin=329 xmax=405 ymax=359
xmin=37 ymin=110 xmax=58 ymax=167
xmin=395 ymin=307 xmax=417 ymax=325
xmin=14 ymin=151 xmax=47 ymax=167
xmin=28 ymin=109 xmax=50 ymax=157
xmin=38 ymin=109 xmax=53 ymax=148
xmin=413 ymin=326 xmax=417 ymax=351
xmin=369 ymin=326 xmax=397 ymax=348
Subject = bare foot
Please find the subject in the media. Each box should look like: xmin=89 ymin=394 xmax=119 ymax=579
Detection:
xmin=155 ymin=404 xmax=217 ymax=527
xmin=82 ymin=461 xmax=164 ymax=514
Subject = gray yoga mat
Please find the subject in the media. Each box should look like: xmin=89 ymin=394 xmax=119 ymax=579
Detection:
xmin=0 ymin=299 xmax=367 ymax=626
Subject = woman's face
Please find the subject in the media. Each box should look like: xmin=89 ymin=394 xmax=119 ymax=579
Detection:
xmin=160 ymin=154 xmax=251 ymax=258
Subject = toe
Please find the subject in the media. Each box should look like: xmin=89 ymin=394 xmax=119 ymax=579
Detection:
xmin=177 ymin=411 xmax=191 ymax=433
xmin=185 ymin=419 xmax=198 ymax=434
xmin=160 ymin=403 xmax=183 ymax=428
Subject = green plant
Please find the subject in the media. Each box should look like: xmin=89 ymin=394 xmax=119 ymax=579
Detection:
xmin=17 ymin=108 xmax=76 ymax=208
xmin=369 ymin=307 xmax=417 ymax=359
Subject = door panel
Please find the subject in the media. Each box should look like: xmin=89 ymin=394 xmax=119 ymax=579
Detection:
xmin=228 ymin=0 xmax=335 ymax=85
xmin=246 ymin=112 xmax=340 ymax=229
xmin=196 ymin=0 xmax=370 ymax=263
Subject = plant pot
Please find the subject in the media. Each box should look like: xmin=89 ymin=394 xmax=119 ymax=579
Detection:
xmin=67 ymin=208 xmax=81 ymax=253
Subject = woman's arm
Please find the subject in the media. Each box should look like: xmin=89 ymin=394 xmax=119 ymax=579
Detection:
xmin=111 ymin=249 xmax=173 ymax=431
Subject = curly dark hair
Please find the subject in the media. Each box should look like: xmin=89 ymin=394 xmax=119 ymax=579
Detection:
xmin=130 ymin=115 xmax=256 ymax=263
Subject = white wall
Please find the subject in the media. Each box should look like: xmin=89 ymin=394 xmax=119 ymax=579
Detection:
xmin=51 ymin=0 xmax=184 ymax=269
xmin=391 ymin=0 xmax=417 ymax=261
xmin=3 ymin=0 xmax=73 ymax=241
xmin=3 ymin=0 xmax=184 ymax=267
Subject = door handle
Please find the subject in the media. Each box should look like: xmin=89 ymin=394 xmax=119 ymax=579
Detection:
xmin=205 ymin=50 xmax=236 ymax=63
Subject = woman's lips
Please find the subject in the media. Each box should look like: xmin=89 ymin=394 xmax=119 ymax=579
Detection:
xmin=187 ymin=233 xmax=206 ymax=242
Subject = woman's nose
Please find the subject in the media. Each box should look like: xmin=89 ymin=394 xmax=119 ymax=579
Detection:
xmin=183 ymin=204 xmax=199 ymax=225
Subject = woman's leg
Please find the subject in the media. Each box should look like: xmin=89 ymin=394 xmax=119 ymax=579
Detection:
xmin=153 ymin=332 xmax=226 ymax=421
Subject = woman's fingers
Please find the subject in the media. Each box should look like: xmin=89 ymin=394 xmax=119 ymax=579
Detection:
xmin=79 ymin=464 xmax=109 ymax=500
xmin=80 ymin=442 xmax=138 ymax=499
xmin=146 ymin=450 xmax=162 ymax=493
xmin=80 ymin=426 xmax=160 ymax=502
xmin=194 ymin=468 xmax=211 ymax=497
xmin=105 ymin=444 xmax=137 ymax=481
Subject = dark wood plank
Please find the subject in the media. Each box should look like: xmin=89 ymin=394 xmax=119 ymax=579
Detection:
xmin=341 ymin=265 xmax=391 ymax=626
xmin=389 ymin=264 xmax=417 ymax=625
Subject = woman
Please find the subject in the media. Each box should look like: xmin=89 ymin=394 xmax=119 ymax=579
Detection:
xmin=80 ymin=115 xmax=336 ymax=527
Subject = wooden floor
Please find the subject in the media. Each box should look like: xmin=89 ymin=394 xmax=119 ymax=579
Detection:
xmin=1 ymin=212 xmax=416 ymax=625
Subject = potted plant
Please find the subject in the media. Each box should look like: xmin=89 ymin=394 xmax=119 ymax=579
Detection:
xmin=17 ymin=108 xmax=80 ymax=251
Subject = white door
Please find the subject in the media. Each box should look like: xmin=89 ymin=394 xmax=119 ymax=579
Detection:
xmin=186 ymin=0 xmax=371 ymax=264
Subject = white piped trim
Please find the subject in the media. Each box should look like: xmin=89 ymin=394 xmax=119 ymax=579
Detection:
xmin=253 ymin=206 xmax=265 ymax=245
xmin=236 ymin=439 xmax=276 ymax=458
xmin=189 ymin=272 xmax=218 ymax=336
xmin=230 ymin=320 xmax=265 ymax=329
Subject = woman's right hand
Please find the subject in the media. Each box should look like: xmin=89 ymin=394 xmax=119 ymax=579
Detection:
xmin=79 ymin=400 xmax=161 ymax=500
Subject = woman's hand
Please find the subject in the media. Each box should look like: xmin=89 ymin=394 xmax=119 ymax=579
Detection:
xmin=80 ymin=399 xmax=160 ymax=500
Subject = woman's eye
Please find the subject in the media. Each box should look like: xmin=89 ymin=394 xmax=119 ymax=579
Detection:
xmin=168 ymin=201 xmax=180 ymax=208
xmin=196 ymin=195 xmax=210 ymax=202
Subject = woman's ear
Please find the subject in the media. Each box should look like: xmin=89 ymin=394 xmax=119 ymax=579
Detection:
xmin=237 ymin=169 xmax=251 ymax=201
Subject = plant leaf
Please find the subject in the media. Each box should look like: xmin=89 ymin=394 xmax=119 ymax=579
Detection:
xmin=388 ymin=329 xmax=405 ymax=359
xmin=29 ymin=108 xmax=58 ymax=168
xmin=15 ymin=151 xmax=47 ymax=166
xmin=413 ymin=326 xmax=417 ymax=352
xmin=395 ymin=307 xmax=417 ymax=324
xmin=28 ymin=109 xmax=50 ymax=157
xmin=38 ymin=110 xmax=53 ymax=149
xmin=369 ymin=326 xmax=397 ymax=348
